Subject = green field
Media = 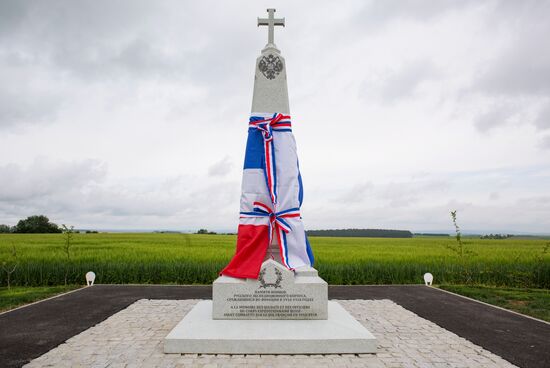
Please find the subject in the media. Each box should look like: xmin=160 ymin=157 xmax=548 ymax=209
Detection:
xmin=0 ymin=233 xmax=548 ymax=287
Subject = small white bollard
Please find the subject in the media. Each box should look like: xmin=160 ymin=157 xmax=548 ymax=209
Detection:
xmin=423 ymin=272 xmax=433 ymax=286
xmin=86 ymin=271 xmax=96 ymax=286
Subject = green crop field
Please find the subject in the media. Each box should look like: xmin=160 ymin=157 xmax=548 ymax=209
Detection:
xmin=0 ymin=233 xmax=548 ymax=287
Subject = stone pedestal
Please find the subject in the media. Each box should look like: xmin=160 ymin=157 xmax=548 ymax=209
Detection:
xmin=213 ymin=259 xmax=327 ymax=319
xmin=164 ymin=260 xmax=378 ymax=354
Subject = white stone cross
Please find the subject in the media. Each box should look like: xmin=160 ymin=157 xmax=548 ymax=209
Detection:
xmin=257 ymin=8 xmax=285 ymax=46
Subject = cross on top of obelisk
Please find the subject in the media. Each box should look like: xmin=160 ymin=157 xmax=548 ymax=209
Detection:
xmin=258 ymin=8 xmax=285 ymax=48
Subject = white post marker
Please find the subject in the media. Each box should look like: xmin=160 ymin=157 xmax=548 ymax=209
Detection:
xmin=424 ymin=273 xmax=433 ymax=286
xmin=86 ymin=271 xmax=96 ymax=286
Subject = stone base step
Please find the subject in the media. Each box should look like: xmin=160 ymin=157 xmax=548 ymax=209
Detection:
xmin=164 ymin=300 xmax=377 ymax=354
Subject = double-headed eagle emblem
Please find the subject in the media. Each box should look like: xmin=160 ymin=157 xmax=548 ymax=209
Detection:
xmin=258 ymin=54 xmax=283 ymax=80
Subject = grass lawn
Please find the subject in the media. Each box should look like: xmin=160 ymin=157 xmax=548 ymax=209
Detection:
xmin=0 ymin=285 xmax=81 ymax=313
xmin=438 ymin=284 xmax=550 ymax=322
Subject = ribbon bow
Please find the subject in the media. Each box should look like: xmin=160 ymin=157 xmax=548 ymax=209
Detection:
xmin=240 ymin=201 xmax=300 ymax=268
xmin=249 ymin=113 xmax=291 ymax=141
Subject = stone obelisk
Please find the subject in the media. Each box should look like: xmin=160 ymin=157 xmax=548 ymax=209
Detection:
xmin=164 ymin=9 xmax=377 ymax=354
xmin=254 ymin=9 xmax=291 ymax=265
xmin=213 ymin=8 xmax=326 ymax=320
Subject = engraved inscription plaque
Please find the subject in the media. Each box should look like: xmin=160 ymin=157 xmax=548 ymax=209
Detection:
xmin=213 ymin=259 xmax=328 ymax=320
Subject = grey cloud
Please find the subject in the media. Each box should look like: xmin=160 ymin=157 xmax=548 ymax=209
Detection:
xmin=355 ymin=0 xmax=475 ymax=29
xmin=340 ymin=179 xmax=449 ymax=208
xmin=539 ymin=135 xmax=550 ymax=150
xmin=0 ymin=158 xmax=106 ymax=202
xmin=518 ymin=196 xmax=550 ymax=209
xmin=85 ymin=189 xmax=182 ymax=217
xmin=369 ymin=61 xmax=439 ymax=102
xmin=339 ymin=182 xmax=374 ymax=203
xmin=378 ymin=179 xmax=449 ymax=207
xmin=468 ymin=1 xmax=550 ymax=132
xmin=534 ymin=102 xmax=550 ymax=130
xmin=0 ymin=1 xmax=254 ymax=83
xmin=477 ymin=39 xmax=550 ymax=97
xmin=474 ymin=106 xmax=516 ymax=133
xmin=187 ymin=181 xmax=240 ymax=211
xmin=0 ymin=158 xmax=240 ymax=227
xmin=208 ymin=156 xmax=233 ymax=177
xmin=0 ymin=87 xmax=61 ymax=129
xmin=476 ymin=2 xmax=550 ymax=97
xmin=0 ymin=1 xmax=27 ymax=35
xmin=0 ymin=1 xmax=257 ymax=130
xmin=50 ymin=37 xmax=188 ymax=81
xmin=1 ymin=4 xmax=186 ymax=80
xmin=81 ymin=180 xmax=238 ymax=219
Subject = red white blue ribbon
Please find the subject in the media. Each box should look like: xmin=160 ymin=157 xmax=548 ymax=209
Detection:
xmin=249 ymin=113 xmax=291 ymax=205
xmin=240 ymin=201 xmax=300 ymax=269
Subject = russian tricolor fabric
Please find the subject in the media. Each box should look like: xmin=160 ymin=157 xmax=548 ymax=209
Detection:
xmin=221 ymin=113 xmax=314 ymax=279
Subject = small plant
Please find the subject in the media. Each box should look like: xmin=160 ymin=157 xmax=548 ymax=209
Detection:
xmin=1 ymin=244 xmax=18 ymax=289
xmin=446 ymin=210 xmax=477 ymax=257
xmin=447 ymin=210 xmax=464 ymax=257
xmin=445 ymin=210 xmax=477 ymax=284
xmin=535 ymin=242 xmax=549 ymax=263
xmin=61 ymin=224 xmax=74 ymax=285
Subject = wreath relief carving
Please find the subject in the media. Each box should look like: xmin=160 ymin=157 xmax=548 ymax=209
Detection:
xmin=258 ymin=266 xmax=283 ymax=288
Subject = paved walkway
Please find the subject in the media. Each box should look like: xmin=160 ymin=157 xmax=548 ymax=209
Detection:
xmin=25 ymin=299 xmax=518 ymax=368
xmin=0 ymin=285 xmax=548 ymax=368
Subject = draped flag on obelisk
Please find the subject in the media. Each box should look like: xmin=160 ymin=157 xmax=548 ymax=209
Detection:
xmin=221 ymin=9 xmax=314 ymax=279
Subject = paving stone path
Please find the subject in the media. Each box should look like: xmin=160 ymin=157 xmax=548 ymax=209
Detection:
xmin=24 ymin=299 xmax=518 ymax=368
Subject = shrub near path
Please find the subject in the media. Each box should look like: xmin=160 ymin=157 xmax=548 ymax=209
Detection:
xmin=0 ymin=233 xmax=548 ymax=287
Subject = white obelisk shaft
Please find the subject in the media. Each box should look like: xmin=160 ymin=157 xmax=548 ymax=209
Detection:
xmin=253 ymin=9 xmax=290 ymax=262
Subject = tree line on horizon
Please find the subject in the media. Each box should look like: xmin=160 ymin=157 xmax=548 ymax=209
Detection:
xmin=306 ymin=228 xmax=413 ymax=238
xmin=0 ymin=215 xmax=101 ymax=234
xmin=0 ymin=215 xmax=62 ymax=234
xmin=0 ymin=216 xmax=527 ymax=239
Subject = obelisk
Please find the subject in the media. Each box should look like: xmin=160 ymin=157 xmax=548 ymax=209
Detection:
xmin=254 ymin=9 xmax=292 ymax=265
xmin=214 ymin=8 xmax=326 ymax=319
xmin=164 ymin=9 xmax=377 ymax=354
xmin=218 ymin=7 xmax=314 ymax=279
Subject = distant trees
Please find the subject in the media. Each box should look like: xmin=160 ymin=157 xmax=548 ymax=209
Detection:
xmin=306 ymin=229 xmax=413 ymax=238
xmin=0 ymin=224 xmax=12 ymax=233
xmin=480 ymin=234 xmax=513 ymax=240
xmin=13 ymin=215 xmax=62 ymax=234
xmin=196 ymin=229 xmax=217 ymax=235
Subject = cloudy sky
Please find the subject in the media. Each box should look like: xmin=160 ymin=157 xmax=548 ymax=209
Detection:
xmin=1 ymin=1 xmax=549 ymax=233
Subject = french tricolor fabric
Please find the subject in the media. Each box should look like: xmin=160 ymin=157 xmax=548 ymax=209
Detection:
xmin=221 ymin=113 xmax=314 ymax=279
